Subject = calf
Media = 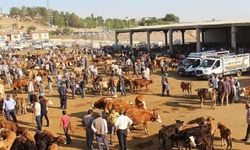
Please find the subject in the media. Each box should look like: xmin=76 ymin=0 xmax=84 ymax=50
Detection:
xmin=14 ymin=96 xmax=27 ymax=114
xmin=0 ymin=128 xmax=17 ymax=150
xmin=11 ymin=135 xmax=36 ymax=150
xmin=196 ymin=88 xmax=217 ymax=109
xmin=217 ymin=122 xmax=232 ymax=150
xmin=132 ymin=79 xmax=153 ymax=93
xmin=180 ymin=82 xmax=192 ymax=96
xmin=126 ymin=108 xmax=162 ymax=134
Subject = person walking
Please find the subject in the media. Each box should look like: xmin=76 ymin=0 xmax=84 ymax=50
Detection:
xmin=161 ymin=73 xmax=169 ymax=96
xmin=2 ymin=94 xmax=17 ymax=122
xmin=32 ymin=96 xmax=42 ymax=131
xmin=47 ymin=75 xmax=53 ymax=94
xmin=79 ymin=77 xmax=87 ymax=98
xmin=83 ymin=109 xmax=94 ymax=150
xmin=39 ymin=96 xmax=49 ymax=127
xmin=108 ymin=109 xmax=119 ymax=145
xmin=242 ymin=103 xmax=250 ymax=142
xmin=60 ymin=110 xmax=72 ymax=144
xmin=119 ymin=76 xmax=126 ymax=96
xmin=28 ymin=79 xmax=35 ymax=104
xmin=109 ymin=75 xmax=117 ymax=97
xmin=58 ymin=83 xmax=68 ymax=109
xmin=114 ymin=110 xmax=133 ymax=150
xmin=91 ymin=112 xmax=110 ymax=150
xmin=221 ymin=76 xmax=230 ymax=106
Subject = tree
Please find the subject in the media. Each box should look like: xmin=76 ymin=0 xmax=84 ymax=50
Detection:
xmin=163 ymin=14 xmax=180 ymax=22
xmin=62 ymin=27 xmax=73 ymax=35
xmin=27 ymin=26 xmax=36 ymax=34
xmin=10 ymin=7 xmax=21 ymax=16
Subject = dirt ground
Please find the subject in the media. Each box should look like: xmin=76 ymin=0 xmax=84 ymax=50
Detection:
xmin=6 ymin=62 xmax=250 ymax=150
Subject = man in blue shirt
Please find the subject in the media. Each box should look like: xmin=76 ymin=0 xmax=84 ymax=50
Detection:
xmin=3 ymin=94 xmax=17 ymax=122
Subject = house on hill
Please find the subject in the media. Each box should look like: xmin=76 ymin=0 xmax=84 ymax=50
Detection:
xmin=0 ymin=31 xmax=21 ymax=42
xmin=30 ymin=31 xmax=49 ymax=40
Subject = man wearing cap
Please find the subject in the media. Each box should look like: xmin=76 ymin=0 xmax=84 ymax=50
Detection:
xmin=91 ymin=112 xmax=110 ymax=150
xmin=114 ymin=110 xmax=133 ymax=150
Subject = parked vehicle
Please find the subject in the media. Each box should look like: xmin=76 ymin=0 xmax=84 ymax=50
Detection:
xmin=196 ymin=53 xmax=250 ymax=79
xmin=178 ymin=51 xmax=230 ymax=76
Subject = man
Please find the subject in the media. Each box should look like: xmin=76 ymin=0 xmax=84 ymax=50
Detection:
xmin=242 ymin=103 xmax=250 ymax=142
xmin=119 ymin=76 xmax=126 ymax=96
xmin=108 ymin=109 xmax=119 ymax=145
xmin=3 ymin=94 xmax=17 ymax=122
xmin=114 ymin=110 xmax=133 ymax=150
xmin=109 ymin=75 xmax=117 ymax=97
xmin=83 ymin=109 xmax=94 ymax=150
xmin=60 ymin=110 xmax=72 ymax=144
xmin=80 ymin=75 xmax=87 ymax=98
xmin=39 ymin=96 xmax=49 ymax=127
xmin=91 ymin=112 xmax=110 ymax=150
xmin=58 ymin=83 xmax=67 ymax=109
xmin=161 ymin=73 xmax=169 ymax=96
xmin=217 ymin=76 xmax=224 ymax=105
xmin=32 ymin=95 xmax=42 ymax=131
xmin=221 ymin=76 xmax=230 ymax=106
xmin=47 ymin=75 xmax=53 ymax=94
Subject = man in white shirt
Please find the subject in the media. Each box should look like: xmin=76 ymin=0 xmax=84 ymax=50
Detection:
xmin=3 ymin=94 xmax=17 ymax=122
xmin=32 ymin=96 xmax=42 ymax=131
xmin=114 ymin=110 xmax=133 ymax=150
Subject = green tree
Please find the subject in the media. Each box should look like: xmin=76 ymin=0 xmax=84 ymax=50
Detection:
xmin=163 ymin=14 xmax=180 ymax=22
xmin=10 ymin=7 xmax=21 ymax=16
xmin=63 ymin=27 xmax=73 ymax=35
xmin=27 ymin=26 xmax=36 ymax=34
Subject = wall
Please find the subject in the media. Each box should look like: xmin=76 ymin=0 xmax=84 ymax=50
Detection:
xmin=31 ymin=32 xmax=49 ymax=40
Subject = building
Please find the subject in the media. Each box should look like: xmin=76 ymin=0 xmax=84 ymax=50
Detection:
xmin=115 ymin=19 xmax=250 ymax=52
xmin=30 ymin=31 xmax=49 ymax=40
xmin=0 ymin=31 xmax=21 ymax=42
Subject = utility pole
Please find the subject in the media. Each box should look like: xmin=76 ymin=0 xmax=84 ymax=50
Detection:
xmin=47 ymin=0 xmax=52 ymax=28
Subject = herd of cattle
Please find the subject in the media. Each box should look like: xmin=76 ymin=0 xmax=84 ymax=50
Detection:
xmin=0 ymin=118 xmax=66 ymax=150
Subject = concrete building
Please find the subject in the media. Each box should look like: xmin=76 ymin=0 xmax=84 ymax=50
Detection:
xmin=115 ymin=20 xmax=250 ymax=52
xmin=30 ymin=31 xmax=49 ymax=40
xmin=0 ymin=31 xmax=21 ymax=42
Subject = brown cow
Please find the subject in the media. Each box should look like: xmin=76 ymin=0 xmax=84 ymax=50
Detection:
xmin=196 ymin=88 xmax=217 ymax=109
xmin=0 ymin=128 xmax=16 ymax=150
xmin=135 ymin=95 xmax=147 ymax=109
xmin=180 ymin=82 xmax=192 ymax=96
xmin=217 ymin=122 xmax=232 ymax=150
xmin=0 ymin=118 xmax=18 ymax=132
xmin=14 ymin=96 xmax=27 ymax=114
xmin=126 ymin=108 xmax=162 ymax=134
xmin=132 ymin=79 xmax=153 ymax=93
xmin=12 ymin=79 xmax=28 ymax=92
xmin=48 ymin=143 xmax=59 ymax=150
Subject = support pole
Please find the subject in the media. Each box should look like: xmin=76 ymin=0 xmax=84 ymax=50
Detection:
xmin=169 ymin=29 xmax=173 ymax=53
xmin=115 ymin=32 xmax=119 ymax=47
xmin=164 ymin=31 xmax=168 ymax=47
xmin=181 ymin=30 xmax=185 ymax=45
xmin=196 ymin=28 xmax=201 ymax=52
xmin=231 ymin=26 xmax=237 ymax=51
xmin=147 ymin=31 xmax=151 ymax=51
xmin=129 ymin=31 xmax=133 ymax=50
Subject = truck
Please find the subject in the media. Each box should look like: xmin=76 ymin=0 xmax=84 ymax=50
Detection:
xmin=195 ymin=53 xmax=250 ymax=78
xmin=178 ymin=51 xmax=230 ymax=76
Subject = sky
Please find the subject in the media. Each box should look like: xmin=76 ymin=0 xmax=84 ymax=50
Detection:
xmin=1 ymin=0 xmax=250 ymax=22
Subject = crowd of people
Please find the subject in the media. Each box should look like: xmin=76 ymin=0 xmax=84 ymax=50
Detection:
xmin=0 ymin=46 xmax=250 ymax=150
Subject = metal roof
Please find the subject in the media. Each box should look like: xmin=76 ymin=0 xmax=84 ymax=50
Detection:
xmin=116 ymin=19 xmax=250 ymax=33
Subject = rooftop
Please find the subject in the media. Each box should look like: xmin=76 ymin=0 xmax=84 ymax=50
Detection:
xmin=116 ymin=19 xmax=250 ymax=33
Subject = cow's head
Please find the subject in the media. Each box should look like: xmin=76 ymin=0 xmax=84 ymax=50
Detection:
xmin=175 ymin=120 xmax=184 ymax=127
xmin=56 ymin=136 xmax=67 ymax=145
xmin=152 ymin=110 xmax=162 ymax=123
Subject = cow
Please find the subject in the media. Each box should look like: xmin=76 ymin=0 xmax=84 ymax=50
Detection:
xmin=180 ymin=82 xmax=192 ymax=96
xmin=0 ymin=84 xmax=5 ymax=99
xmin=34 ymin=130 xmax=66 ymax=150
xmin=0 ymin=118 xmax=18 ymax=133
xmin=117 ymin=77 xmax=135 ymax=93
xmin=0 ymin=128 xmax=17 ymax=150
xmin=187 ymin=117 xmax=206 ymax=125
xmin=158 ymin=120 xmax=184 ymax=150
xmin=206 ymin=116 xmax=217 ymax=145
xmin=11 ymin=134 xmax=36 ymax=150
xmin=14 ymin=95 xmax=27 ymax=114
xmin=12 ymin=79 xmax=29 ymax=92
xmin=132 ymin=79 xmax=153 ymax=93
xmin=217 ymin=122 xmax=232 ymax=150
xmin=239 ymin=86 xmax=250 ymax=100
xmin=125 ymin=108 xmax=162 ymax=134
xmin=196 ymin=88 xmax=217 ymax=109
xmin=134 ymin=95 xmax=147 ymax=109
xmin=48 ymin=143 xmax=59 ymax=150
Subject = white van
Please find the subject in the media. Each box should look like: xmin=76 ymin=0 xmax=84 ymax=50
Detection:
xmin=196 ymin=53 xmax=250 ymax=78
